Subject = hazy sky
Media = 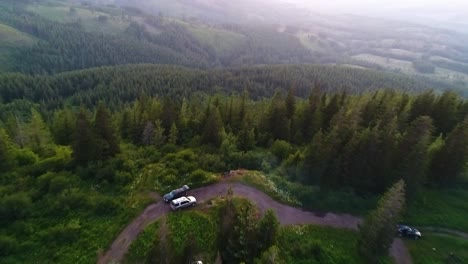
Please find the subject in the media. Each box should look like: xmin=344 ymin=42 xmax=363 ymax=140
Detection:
xmin=281 ymin=0 xmax=468 ymax=12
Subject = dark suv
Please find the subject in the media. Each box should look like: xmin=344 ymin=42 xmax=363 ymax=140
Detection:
xmin=397 ymin=224 xmax=422 ymax=239
xmin=163 ymin=185 xmax=190 ymax=202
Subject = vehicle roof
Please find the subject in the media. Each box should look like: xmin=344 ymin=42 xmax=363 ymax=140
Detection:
xmin=172 ymin=185 xmax=190 ymax=193
xmin=171 ymin=196 xmax=190 ymax=203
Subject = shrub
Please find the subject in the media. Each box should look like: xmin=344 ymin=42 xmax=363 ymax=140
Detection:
xmin=271 ymin=140 xmax=293 ymax=161
xmin=13 ymin=149 xmax=38 ymax=166
xmin=92 ymin=196 xmax=121 ymax=216
xmin=0 ymin=235 xmax=19 ymax=256
xmin=0 ymin=193 xmax=32 ymax=223
xmin=40 ymin=220 xmax=81 ymax=245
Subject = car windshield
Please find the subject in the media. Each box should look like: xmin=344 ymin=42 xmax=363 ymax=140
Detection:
xmin=168 ymin=191 xmax=175 ymax=197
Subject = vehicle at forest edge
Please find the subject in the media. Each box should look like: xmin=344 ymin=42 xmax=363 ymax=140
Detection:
xmin=397 ymin=224 xmax=422 ymax=239
xmin=163 ymin=185 xmax=190 ymax=202
xmin=170 ymin=196 xmax=197 ymax=210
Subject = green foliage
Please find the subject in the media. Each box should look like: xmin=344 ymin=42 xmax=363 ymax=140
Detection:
xmin=357 ymin=180 xmax=406 ymax=263
xmin=407 ymin=233 xmax=468 ymax=264
xmin=125 ymin=221 xmax=159 ymax=263
xmin=270 ymin=140 xmax=292 ymax=161
xmin=167 ymin=211 xmax=217 ymax=258
xmin=278 ymin=225 xmax=369 ymax=264
xmin=404 ymin=187 xmax=468 ymax=232
xmin=0 ymin=235 xmax=19 ymax=256
xmin=0 ymin=192 xmax=32 ymax=224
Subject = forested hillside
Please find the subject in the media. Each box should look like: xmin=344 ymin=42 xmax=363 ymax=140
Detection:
xmin=1 ymin=72 xmax=467 ymax=261
xmin=0 ymin=64 xmax=458 ymax=112
xmin=1 ymin=0 xmax=468 ymax=91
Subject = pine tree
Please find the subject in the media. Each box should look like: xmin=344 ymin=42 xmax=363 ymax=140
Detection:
xmin=73 ymin=109 xmax=95 ymax=165
xmin=168 ymin=123 xmax=178 ymax=145
xmin=256 ymin=209 xmax=280 ymax=254
xmin=431 ymin=116 xmax=468 ymax=184
xmin=396 ymin=116 xmax=433 ymax=196
xmin=94 ymin=102 xmax=120 ymax=160
xmin=52 ymin=108 xmax=76 ymax=146
xmin=141 ymin=121 xmax=155 ymax=146
xmin=153 ymin=119 xmax=166 ymax=147
xmin=0 ymin=129 xmax=14 ymax=172
xmin=24 ymin=109 xmax=54 ymax=156
xmin=202 ymin=107 xmax=224 ymax=146
xmin=357 ymin=180 xmax=406 ymax=263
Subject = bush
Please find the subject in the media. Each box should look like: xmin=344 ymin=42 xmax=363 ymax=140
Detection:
xmin=40 ymin=220 xmax=81 ymax=244
xmin=270 ymin=140 xmax=293 ymax=161
xmin=0 ymin=235 xmax=19 ymax=256
xmin=0 ymin=193 xmax=32 ymax=223
xmin=92 ymin=196 xmax=121 ymax=216
xmin=13 ymin=149 xmax=38 ymax=166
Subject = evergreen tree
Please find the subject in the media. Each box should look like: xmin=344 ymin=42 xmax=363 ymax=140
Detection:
xmin=73 ymin=109 xmax=95 ymax=165
xmin=52 ymin=108 xmax=76 ymax=146
xmin=153 ymin=119 xmax=166 ymax=147
xmin=142 ymin=121 xmax=155 ymax=146
xmin=24 ymin=109 xmax=54 ymax=156
xmin=431 ymin=116 xmax=468 ymax=184
xmin=0 ymin=130 xmax=14 ymax=172
xmin=396 ymin=116 xmax=433 ymax=196
xmin=256 ymin=209 xmax=280 ymax=254
xmin=168 ymin=123 xmax=178 ymax=145
xmin=225 ymin=202 xmax=259 ymax=263
xmin=202 ymin=107 xmax=224 ymax=146
xmin=94 ymin=102 xmax=120 ymax=160
xmin=357 ymin=180 xmax=406 ymax=263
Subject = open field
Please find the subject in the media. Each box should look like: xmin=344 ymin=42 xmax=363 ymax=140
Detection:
xmin=26 ymin=2 xmax=129 ymax=34
xmin=352 ymin=53 xmax=416 ymax=74
xmin=404 ymin=187 xmax=468 ymax=233
xmin=188 ymin=25 xmax=247 ymax=53
xmin=406 ymin=233 xmax=468 ymax=264
xmin=0 ymin=23 xmax=36 ymax=71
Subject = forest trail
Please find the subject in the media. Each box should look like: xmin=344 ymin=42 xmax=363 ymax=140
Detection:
xmin=98 ymin=181 xmax=413 ymax=264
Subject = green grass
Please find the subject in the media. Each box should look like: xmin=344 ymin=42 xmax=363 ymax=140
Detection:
xmin=185 ymin=24 xmax=247 ymax=53
xmin=167 ymin=211 xmax=218 ymax=257
xmin=407 ymin=233 xmax=468 ymax=264
xmin=352 ymin=53 xmax=416 ymax=74
xmin=278 ymin=225 xmax=392 ymax=264
xmin=0 ymin=23 xmax=37 ymax=71
xmin=404 ymin=187 xmax=468 ymax=233
xmin=0 ymin=24 xmax=36 ymax=48
xmin=26 ymin=2 xmax=129 ymax=34
xmin=229 ymin=170 xmax=301 ymax=206
xmin=125 ymin=221 xmax=159 ymax=263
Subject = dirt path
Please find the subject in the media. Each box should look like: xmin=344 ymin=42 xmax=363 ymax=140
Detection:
xmin=98 ymin=182 xmax=411 ymax=264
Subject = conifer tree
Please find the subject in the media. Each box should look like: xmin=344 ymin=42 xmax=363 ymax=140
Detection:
xmin=431 ymin=116 xmax=468 ymax=183
xmin=94 ymin=102 xmax=120 ymax=160
xmin=0 ymin=130 xmax=14 ymax=171
xmin=357 ymin=180 xmax=406 ymax=263
xmin=73 ymin=109 xmax=95 ymax=165
xmin=52 ymin=108 xmax=76 ymax=146
xmin=202 ymin=107 xmax=224 ymax=146
xmin=396 ymin=116 xmax=433 ymax=196
xmin=24 ymin=109 xmax=54 ymax=156
xmin=168 ymin=123 xmax=178 ymax=145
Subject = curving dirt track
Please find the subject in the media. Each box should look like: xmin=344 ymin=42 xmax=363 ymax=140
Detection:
xmin=98 ymin=182 xmax=411 ymax=264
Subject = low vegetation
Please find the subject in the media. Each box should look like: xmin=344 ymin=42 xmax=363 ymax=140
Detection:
xmin=404 ymin=186 xmax=468 ymax=232
xmin=407 ymin=233 xmax=468 ymax=264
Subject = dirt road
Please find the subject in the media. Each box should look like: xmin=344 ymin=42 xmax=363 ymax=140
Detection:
xmin=98 ymin=182 xmax=411 ymax=264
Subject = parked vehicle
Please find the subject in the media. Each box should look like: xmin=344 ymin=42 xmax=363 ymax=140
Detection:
xmin=397 ymin=224 xmax=422 ymax=239
xmin=163 ymin=185 xmax=190 ymax=202
xmin=170 ymin=196 xmax=197 ymax=210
